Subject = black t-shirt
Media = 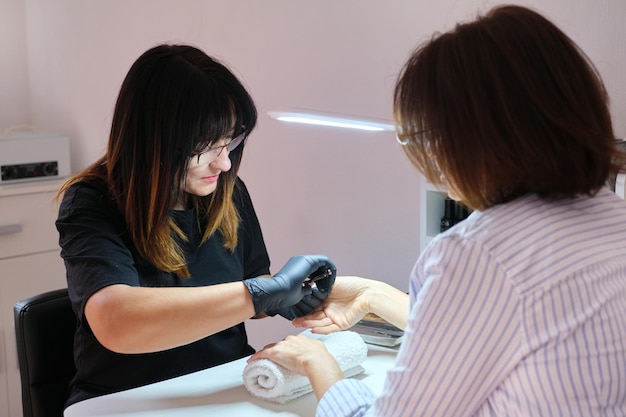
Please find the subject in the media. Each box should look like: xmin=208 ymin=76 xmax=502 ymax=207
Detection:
xmin=56 ymin=177 xmax=270 ymax=408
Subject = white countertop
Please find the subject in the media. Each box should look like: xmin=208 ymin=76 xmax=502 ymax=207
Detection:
xmin=64 ymin=343 xmax=398 ymax=417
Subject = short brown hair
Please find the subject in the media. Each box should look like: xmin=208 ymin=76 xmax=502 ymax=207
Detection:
xmin=394 ymin=5 xmax=621 ymax=210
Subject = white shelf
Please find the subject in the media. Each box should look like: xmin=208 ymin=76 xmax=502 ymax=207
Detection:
xmin=419 ymin=176 xmax=448 ymax=253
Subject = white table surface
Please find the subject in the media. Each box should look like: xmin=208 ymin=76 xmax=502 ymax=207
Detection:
xmin=64 ymin=343 xmax=399 ymax=417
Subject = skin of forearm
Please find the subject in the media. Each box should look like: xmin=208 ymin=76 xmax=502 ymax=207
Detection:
xmin=303 ymin=351 xmax=344 ymax=400
xmin=85 ymin=282 xmax=256 ymax=353
xmin=366 ymin=280 xmax=410 ymax=330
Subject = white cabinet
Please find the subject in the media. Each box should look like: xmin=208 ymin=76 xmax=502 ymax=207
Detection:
xmin=419 ymin=175 xmax=448 ymax=253
xmin=0 ymin=180 xmax=67 ymax=417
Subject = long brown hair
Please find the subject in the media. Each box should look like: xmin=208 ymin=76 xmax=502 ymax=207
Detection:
xmin=394 ymin=5 xmax=622 ymax=210
xmin=58 ymin=44 xmax=257 ymax=277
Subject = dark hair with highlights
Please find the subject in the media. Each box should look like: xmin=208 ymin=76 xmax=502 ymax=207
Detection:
xmin=394 ymin=5 xmax=623 ymax=210
xmin=59 ymin=44 xmax=257 ymax=277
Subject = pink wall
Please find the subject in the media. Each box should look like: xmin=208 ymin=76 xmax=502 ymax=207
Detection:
xmin=0 ymin=0 xmax=29 ymax=129
xmin=4 ymin=0 xmax=626 ymax=348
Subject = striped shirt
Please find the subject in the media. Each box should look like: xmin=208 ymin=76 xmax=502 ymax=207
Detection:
xmin=318 ymin=188 xmax=626 ymax=417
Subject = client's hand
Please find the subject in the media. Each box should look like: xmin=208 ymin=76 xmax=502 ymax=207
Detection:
xmin=293 ymin=276 xmax=372 ymax=334
xmin=248 ymin=334 xmax=343 ymax=400
xmin=294 ymin=276 xmax=410 ymax=333
xmin=248 ymin=334 xmax=329 ymax=375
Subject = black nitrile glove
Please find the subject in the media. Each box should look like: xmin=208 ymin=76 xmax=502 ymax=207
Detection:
xmin=268 ymin=288 xmax=328 ymax=320
xmin=267 ymin=256 xmax=337 ymax=320
xmin=243 ymin=254 xmax=337 ymax=316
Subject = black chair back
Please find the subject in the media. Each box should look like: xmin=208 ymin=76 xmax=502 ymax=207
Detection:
xmin=14 ymin=288 xmax=77 ymax=417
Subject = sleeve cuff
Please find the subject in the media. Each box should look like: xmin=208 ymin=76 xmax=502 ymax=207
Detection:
xmin=317 ymin=378 xmax=375 ymax=417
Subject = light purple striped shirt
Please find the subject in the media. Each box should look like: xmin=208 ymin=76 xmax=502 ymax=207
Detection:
xmin=318 ymin=188 xmax=626 ymax=417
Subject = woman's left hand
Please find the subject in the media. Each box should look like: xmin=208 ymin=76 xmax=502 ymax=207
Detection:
xmin=248 ymin=334 xmax=327 ymax=374
xmin=248 ymin=334 xmax=344 ymax=400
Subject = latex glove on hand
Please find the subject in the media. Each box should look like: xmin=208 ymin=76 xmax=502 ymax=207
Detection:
xmin=267 ymin=256 xmax=337 ymax=320
xmin=243 ymin=255 xmax=337 ymax=319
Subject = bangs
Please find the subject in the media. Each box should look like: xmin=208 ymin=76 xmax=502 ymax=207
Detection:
xmin=187 ymin=82 xmax=255 ymax=153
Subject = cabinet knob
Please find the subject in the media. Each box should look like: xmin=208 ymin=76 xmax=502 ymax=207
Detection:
xmin=0 ymin=224 xmax=23 ymax=235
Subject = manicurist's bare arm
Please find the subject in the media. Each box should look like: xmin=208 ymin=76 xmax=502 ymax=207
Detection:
xmin=85 ymin=282 xmax=256 ymax=354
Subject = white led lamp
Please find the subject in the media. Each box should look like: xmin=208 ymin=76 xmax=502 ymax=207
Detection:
xmin=267 ymin=110 xmax=395 ymax=132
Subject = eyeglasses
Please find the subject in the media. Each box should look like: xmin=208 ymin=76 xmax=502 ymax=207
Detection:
xmin=190 ymin=132 xmax=246 ymax=165
xmin=396 ymin=128 xmax=429 ymax=146
xmin=396 ymin=132 xmax=410 ymax=146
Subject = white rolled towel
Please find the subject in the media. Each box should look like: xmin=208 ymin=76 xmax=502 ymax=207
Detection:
xmin=243 ymin=330 xmax=368 ymax=404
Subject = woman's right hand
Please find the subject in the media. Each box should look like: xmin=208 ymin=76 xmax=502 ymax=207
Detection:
xmin=293 ymin=275 xmax=410 ymax=334
xmin=243 ymin=255 xmax=336 ymax=315
xmin=292 ymin=276 xmax=373 ymax=334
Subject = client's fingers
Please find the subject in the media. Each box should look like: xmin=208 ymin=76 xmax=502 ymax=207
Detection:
xmin=292 ymin=310 xmax=344 ymax=334
xmin=247 ymin=342 xmax=277 ymax=362
xmin=303 ymin=309 xmax=327 ymax=320
xmin=292 ymin=310 xmax=326 ymax=326
xmin=293 ymin=315 xmax=332 ymax=329
xmin=309 ymin=323 xmax=342 ymax=335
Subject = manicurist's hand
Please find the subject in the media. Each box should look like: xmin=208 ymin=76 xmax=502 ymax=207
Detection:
xmin=248 ymin=334 xmax=343 ymax=400
xmin=266 ymin=254 xmax=337 ymax=320
xmin=244 ymin=255 xmax=336 ymax=316
xmin=293 ymin=276 xmax=410 ymax=334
